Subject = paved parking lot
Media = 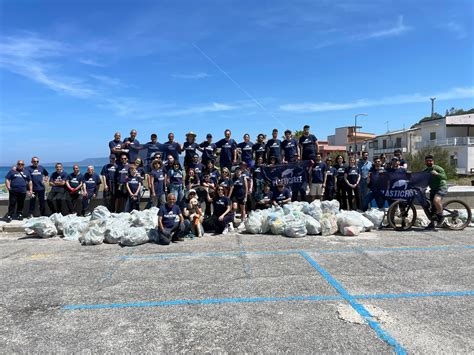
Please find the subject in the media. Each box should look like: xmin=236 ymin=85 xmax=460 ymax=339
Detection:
xmin=1 ymin=228 xmax=473 ymax=353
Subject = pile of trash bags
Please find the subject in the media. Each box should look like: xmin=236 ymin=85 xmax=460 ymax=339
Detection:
xmin=23 ymin=206 xmax=160 ymax=247
xmin=244 ymin=200 xmax=385 ymax=238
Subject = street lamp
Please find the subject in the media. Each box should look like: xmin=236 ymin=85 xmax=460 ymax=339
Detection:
xmin=354 ymin=113 xmax=368 ymax=156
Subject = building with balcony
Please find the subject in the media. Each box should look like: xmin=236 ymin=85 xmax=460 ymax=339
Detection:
xmin=415 ymin=113 xmax=474 ymax=174
xmin=366 ymin=127 xmax=421 ymax=160
xmin=327 ymin=126 xmax=376 ymax=155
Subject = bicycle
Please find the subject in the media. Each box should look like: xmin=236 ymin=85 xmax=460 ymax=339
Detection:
xmin=387 ymin=187 xmax=471 ymax=231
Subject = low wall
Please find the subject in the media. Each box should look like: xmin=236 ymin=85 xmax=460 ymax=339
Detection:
xmin=1 ymin=187 xmax=474 ymax=217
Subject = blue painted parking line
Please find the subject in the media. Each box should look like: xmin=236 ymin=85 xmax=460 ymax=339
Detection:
xmin=63 ymin=294 xmax=343 ymax=310
xmin=355 ymin=290 xmax=474 ymax=300
xmin=298 ymin=251 xmax=407 ymax=355
xmin=116 ymin=244 xmax=474 ymax=261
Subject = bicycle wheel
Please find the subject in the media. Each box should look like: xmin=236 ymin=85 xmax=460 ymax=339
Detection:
xmin=388 ymin=200 xmax=417 ymax=230
xmin=441 ymin=200 xmax=472 ymax=230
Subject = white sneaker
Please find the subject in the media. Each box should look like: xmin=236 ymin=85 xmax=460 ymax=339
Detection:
xmin=228 ymin=223 xmax=235 ymax=232
xmin=222 ymin=227 xmax=229 ymax=235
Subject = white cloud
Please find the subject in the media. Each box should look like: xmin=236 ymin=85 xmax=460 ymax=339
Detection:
xmin=171 ymin=72 xmax=211 ymax=80
xmin=89 ymin=74 xmax=123 ymax=87
xmin=164 ymin=102 xmax=237 ymax=116
xmin=362 ymin=15 xmax=410 ymax=39
xmin=79 ymin=58 xmax=106 ymax=67
xmin=439 ymin=21 xmax=467 ymax=39
xmin=279 ymin=87 xmax=474 ymax=113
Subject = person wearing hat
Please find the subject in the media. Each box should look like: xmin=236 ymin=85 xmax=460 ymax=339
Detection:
xmin=266 ymin=128 xmax=281 ymax=164
xmin=101 ymin=154 xmax=118 ymax=212
xmin=272 ymin=180 xmax=292 ymax=206
xmin=162 ymin=132 xmax=182 ymax=162
xmin=199 ymin=133 xmax=217 ymax=166
xmin=386 ymin=156 xmax=406 ymax=174
xmin=183 ymin=131 xmax=200 ymax=169
xmin=299 ymin=124 xmax=319 ymax=161
xmin=281 ymin=130 xmax=299 ymax=164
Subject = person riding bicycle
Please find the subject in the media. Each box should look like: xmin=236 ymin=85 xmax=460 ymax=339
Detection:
xmin=424 ymin=154 xmax=448 ymax=230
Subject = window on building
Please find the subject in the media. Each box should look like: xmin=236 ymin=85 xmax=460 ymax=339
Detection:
xmin=373 ymin=140 xmax=378 ymax=149
xmin=395 ymin=137 xmax=402 ymax=148
xmin=383 ymin=139 xmax=387 ymax=149
xmin=430 ymin=132 xmax=436 ymax=140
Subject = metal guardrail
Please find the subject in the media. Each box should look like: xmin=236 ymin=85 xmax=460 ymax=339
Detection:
xmin=415 ymin=136 xmax=474 ymax=149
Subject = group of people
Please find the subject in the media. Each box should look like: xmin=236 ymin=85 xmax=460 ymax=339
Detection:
xmin=4 ymin=125 xmax=448 ymax=236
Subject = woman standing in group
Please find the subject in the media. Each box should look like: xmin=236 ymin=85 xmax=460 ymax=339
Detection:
xmin=344 ymin=156 xmax=361 ymax=210
xmin=323 ymin=157 xmax=337 ymax=201
xmin=228 ymin=167 xmax=248 ymax=222
xmin=333 ymin=155 xmax=347 ymax=210
xmin=167 ymin=161 xmax=185 ymax=205
xmin=149 ymin=160 xmax=166 ymax=207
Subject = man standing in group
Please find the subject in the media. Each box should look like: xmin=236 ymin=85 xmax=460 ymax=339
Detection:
xmin=82 ymin=166 xmax=101 ymax=216
xmin=26 ymin=156 xmax=49 ymax=217
xmin=357 ymin=151 xmax=372 ymax=208
xmin=114 ymin=154 xmax=130 ymax=213
xmin=47 ymin=163 xmax=68 ymax=214
xmin=65 ymin=165 xmax=83 ymax=215
xmin=123 ymin=129 xmax=140 ymax=163
xmin=216 ymin=129 xmax=237 ymax=170
xmin=199 ymin=133 xmax=217 ymax=166
xmin=162 ymin=132 xmax=182 ymax=162
xmin=394 ymin=149 xmax=408 ymax=169
xmin=4 ymin=160 xmax=32 ymax=222
xmin=100 ymin=155 xmax=117 ymax=212
xmin=265 ymin=128 xmax=281 ymax=164
xmin=424 ymin=155 xmax=448 ymax=230
xmin=309 ymin=153 xmax=326 ymax=202
xmin=299 ymin=125 xmax=318 ymax=161
xmin=252 ymin=134 xmax=266 ymax=165
xmin=109 ymin=132 xmax=126 ymax=160
xmin=281 ymin=130 xmax=299 ymax=164
xmin=183 ymin=132 xmax=199 ymax=169
xmin=144 ymin=133 xmax=163 ymax=170
xmin=237 ymin=134 xmax=254 ymax=167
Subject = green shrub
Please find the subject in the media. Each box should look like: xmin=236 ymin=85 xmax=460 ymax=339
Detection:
xmin=406 ymin=146 xmax=457 ymax=179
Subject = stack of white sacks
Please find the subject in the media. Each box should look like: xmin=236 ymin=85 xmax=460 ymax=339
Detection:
xmin=244 ymin=200 xmax=385 ymax=237
xmin=23 ymin=206 xmax=159 ymax=246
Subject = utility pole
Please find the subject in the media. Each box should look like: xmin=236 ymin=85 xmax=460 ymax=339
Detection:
xmin=430 ymin=97 xmax=436 ymax=118
xmin=354 ymin=113 xmax=368 ymax=156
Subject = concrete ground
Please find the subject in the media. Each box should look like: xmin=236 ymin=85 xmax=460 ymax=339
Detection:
xmin=0 ymin=228 xmax=473 ymax=353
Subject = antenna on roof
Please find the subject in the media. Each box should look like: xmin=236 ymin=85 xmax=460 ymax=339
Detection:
xmin=385 ymin=121 xmax=389 ymax=133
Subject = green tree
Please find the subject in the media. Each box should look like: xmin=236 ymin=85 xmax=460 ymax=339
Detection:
xmin=406 ymin=146 xmax=456 ymax=179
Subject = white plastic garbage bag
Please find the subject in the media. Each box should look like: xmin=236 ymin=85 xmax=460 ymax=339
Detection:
xmin=320 ymin=213 xmax=338 ymax=236
xmin=304 ymin=200 xmax=323 ymax=221
xmin=269 ymin=216 xmax=287 ymax=235
xmin=91 ymin=205 xmax=111 ymax=221
xmin=285 ymin=216 xmax=307 ymax=238
xmin=23 ymin=217 xmax=57 ymax=238
xmin=103 ymin=218 xmax=130 ymax=244
xmin=63 ymin=217 xmax=90 ymax=241
xmin=343 ymin=225 xmax=362 ymax=236
xmin=130 ymin=208 xmax=159 ymax=229
xmin=304 ymin=215 xmax=321 ymax=235
xmin=336 ymin=211 xmax=365 ymax=235
xmin=245 ymin=211 xmax=264 ymax=234
xmin=79 ymin=220 xmax=105 ymax=245
xmin=363 ymin=209 xmax=385 ymax=229
xmin=321 ymin=200 xmax=340 ymax=214
xmin=120 ymin=227 xmax=150 ymax=246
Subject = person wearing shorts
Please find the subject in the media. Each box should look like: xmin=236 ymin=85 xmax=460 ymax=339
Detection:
xmin=228 ymin=167 xmax=248 ymax=222
xmin=309 ymin=153 xmax=326 ymax=202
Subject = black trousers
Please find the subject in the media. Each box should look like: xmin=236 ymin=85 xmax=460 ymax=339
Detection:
xmin=8 ymin=191 xmax=26 ymax=217
xmin=65 ymin=192 xmax=81 ymax=215
xmin=28 ymin=189 xmax=46 ymax=216
xmin=47 ymin=190 xmax=65 ymax=214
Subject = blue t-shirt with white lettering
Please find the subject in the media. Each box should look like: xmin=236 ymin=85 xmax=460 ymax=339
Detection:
xmin=25 ymin=165 xmax=48 ymax=191
xmin=273 ymin=188 xmax=292 ymax=203
xmin=199 ymin=141 xmax=217 ymax=163
xmin=299 ymin=134 xmax=318 ymax=159
xmin=238 ymin=142 xmax=254 ymax=162
xmin=183 ymin=142 xmax=199 ymax=162
xmin=334 ymin=164 xmax=346 ymax=183
xmin=145 ymin=141 xmax=163 ymax=162
xmin=188 ymin=162 xmax=205 ymax=179
xmin=252 ymin=143 xmax=266 ymax=161
xmin=265 ymin=139 xmax=281 ymax=160
xmin=6 ymin=169 xmax=31 ymax=193
xmin=109 ymin=139 xmax=123 ymax=159
xmin=159 ymin=204 xmax=182 ymax=228
xmin=281 ymin=139 xmax=298 ymax=161
xmin=216 ymin=138 xmax=237 ymax=165
xmin=83 ymin=172 xmax=101 ymax=194
xmin=50 ymin=171 xmax=68 ymax=192
xmin=168 ymin=167 xmax=184 ymax=185
xmin=123 ymin=137 xmax=140 ymax=163
xmin=67 ymin=173 xmax=83 ymax=189
xmin=345 ymin=166 xmax=360 ymax=185
xmin=231 ymin=175 xmax=246 ymax=199
xmin=126 ymin=174 xmax=142 ymax=194
xmin=311 ymin=162 xmax=327 ymax=184
xmin=252 ymin=164 xmax=264 ymax=181
xmin=101 ymin=163 xmax=117 ymax=185
xmin=325 ymin=167 xmax=337 ymax=189
xmin=213 ymin=196 xmax=232 ymax=217
xmin=151 ymin=169 xmax=166 ymax=195
xmin=115 ymin=163 xmax=130 ymax=184
xmin=163 ymin=141 xmax=182 ymax=161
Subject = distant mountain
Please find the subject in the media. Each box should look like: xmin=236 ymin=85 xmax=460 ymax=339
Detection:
xmin=45 ymin=157 xmax=109 ymax=166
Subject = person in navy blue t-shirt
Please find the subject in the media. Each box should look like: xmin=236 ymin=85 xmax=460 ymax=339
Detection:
xmin=252 ymin=156 xmax=265 ymax=202
xmin=109 ymin=132 xmax=126 ymax=160
xmin=81 ymin=166 xmax=101 ymax=216
xmin=216 ymin=129 xmax=237 ymax=170
xmin=344 ymin=156 xmax=361 ymax=211
xmin=126 ymin=166 xmax=143 ymax=212
xmin=323 ymin=157 xmax=337 ymax=201
xmin=281 ymin=130 xmax=299 ymax=163
xmin=183 ymin=132 xmax=200 ymax=169
xmin=199 ymin=133 xmax=217 ymax=166
xmin=47 ymin=163 xmax=68 ymax=214
xmin=229 ymin=168 xmax=248 ymax=221
xmin=208 ymin=186 xmax=234 ymax=234
xmin=163 ymin=132 xmax=182 ymax=161
xmin=167 ymin=161 xmax=185 ymax=205
xmin=144 ymin=133 xmax=163 ymax=171
xmin=256 ymin=184 xmax=273 ymax=209
xmin=149 ymin=160 xmax=167 ymax=207
xmin=237 ymin=134 xmax=254 ymax=167
xmin=5 ymin=160 xmax=32 ymax=222
xmin=114 ymin=154 xmax=130 ymax=212
xmin=187 ymin=154 xmax=205 ymax=179
xmin=100 ymin=155 xmax=117 ymax=212
xmin=65 ymin=165 xmax=84 ymax=215
xmin=123 ymin=129 xmax=141 ymax=163
xmin=309 ymin=153 xmax=326 ymax=201
xmin=157 ymin=193 xmax=185 ymax=244
xmin=26 ymin=156 xmax=49 ymax=217
xmin=252 ymin=134 xmax=266 ymax=164
xmin=265 ymin=128 xmax=281 ymax=164
xmin=272 ymin=180 xmax=292 ymax=206
xmin=333 ymin=155 xmax=347 ymax=210
xmin=299 ymin=125 xmax=319 ymax=161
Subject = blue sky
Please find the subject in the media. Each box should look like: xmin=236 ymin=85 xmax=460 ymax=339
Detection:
xmin=1 ymin=0 xmax=473 ymax=165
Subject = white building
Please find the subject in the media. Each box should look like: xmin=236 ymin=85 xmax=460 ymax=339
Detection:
xmin=415 ymin=113 xmax=474 ymax=174
xmin=366 ymin=127 xmax=421 ymax=160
